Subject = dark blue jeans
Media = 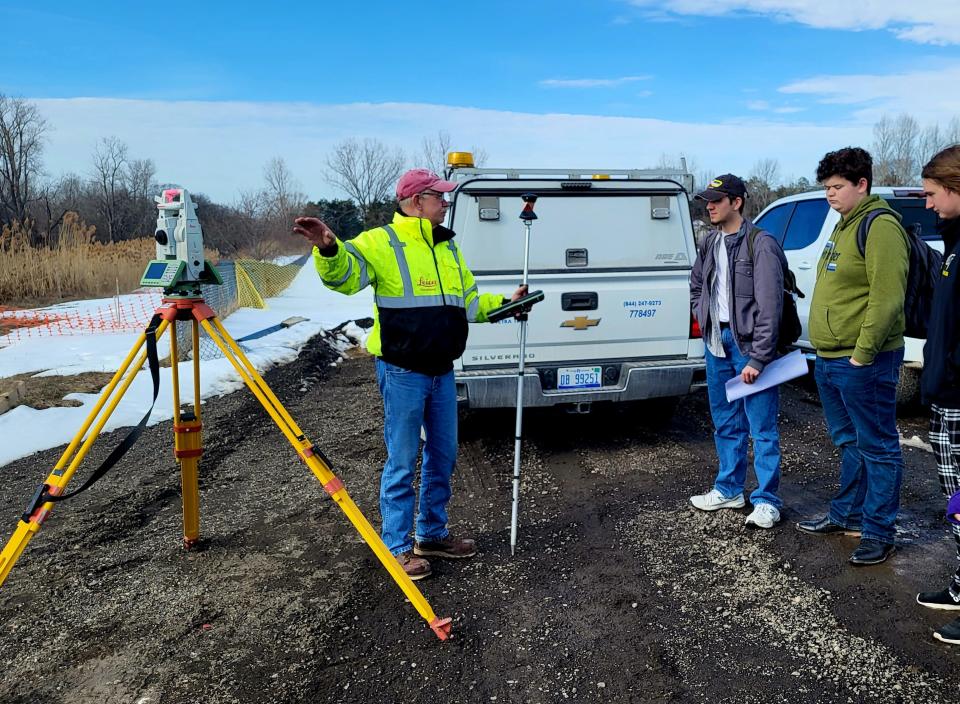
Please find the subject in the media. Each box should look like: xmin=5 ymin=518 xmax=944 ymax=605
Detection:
xmin=375 ymin=359 xmax=457 ymax=555
xmin=815 ymin=348 xmax=905 ymax=545
xmin=704 ymin=327 xmax=783 ymax=508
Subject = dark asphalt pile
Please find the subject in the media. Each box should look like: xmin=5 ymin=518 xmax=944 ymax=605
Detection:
xmin=1 ymin=330 xmax=958 ymax=703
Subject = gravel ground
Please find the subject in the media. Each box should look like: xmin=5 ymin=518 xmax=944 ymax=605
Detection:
xmin=1 ymin=330 xmax=958 ymax=703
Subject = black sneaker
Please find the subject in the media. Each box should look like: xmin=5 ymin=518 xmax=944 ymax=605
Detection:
xmin=849 ymin=539 xmax=895 ymax=565
xmin=934 ymin=617 xmax=960 ymax=645
xmin=795 ymin=515 xmax=862 ymax=536
xmin=917 ymin=589 xmax=960 ymax=611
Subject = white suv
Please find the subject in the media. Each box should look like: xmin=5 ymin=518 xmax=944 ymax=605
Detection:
xmin=754 ymin=187 xmax=942 ymax=401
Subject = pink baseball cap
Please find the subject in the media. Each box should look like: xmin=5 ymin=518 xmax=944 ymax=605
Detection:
xmin=396 ymin=168 xmax=457 ymax=199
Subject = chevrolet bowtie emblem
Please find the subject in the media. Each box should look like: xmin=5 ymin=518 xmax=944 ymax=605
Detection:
xmin=561 ymin=316 xmax=601 ymax=331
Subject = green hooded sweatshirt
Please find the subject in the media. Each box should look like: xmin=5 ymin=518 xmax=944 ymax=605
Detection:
xmin=808 ymin=194 xmax=909 ymax=365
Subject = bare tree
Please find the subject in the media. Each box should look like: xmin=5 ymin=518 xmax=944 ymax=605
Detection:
xmin=126 ymin=158 xmax=155 ymax=200
xmin=90 ymin=136 xmax=130 ymax=242
xmin=946 ymin=117 xmax=960 ymax=146
xmin=873 ymin=113 xmax=920 ymax=185
xmin=125 ymin=157 xmax=156 ymax=237
xmin=0 ymin=94 xmax=48 ymax=228
xmin=88 ymin=138 xmax=158 ymax=242
xmin=917 ymin=124 xmax=945 ymax=171
xmin=262 ymin=157 xmax=305 ymax=223
xmin=419 ymin=130 xmax=488 ymax=174
xmin=215 ymin=160 xmax=307 ymax=258
xmin=228 ymin=188 xmax=267 ymax=254
xmin=326 ymin=138 xmax=405 ymax=221
xmin=891 ymin=113 xmax=919 ymax=183
xmin=421 ymin=131 xmax=453 ymax=174
xmin=36 ymin=173 xmax=86 ymax=244
xmin=748 ymin=158 xmax=781 ymax=215
xmin=751 ymin=158 xmax=780 ymax=187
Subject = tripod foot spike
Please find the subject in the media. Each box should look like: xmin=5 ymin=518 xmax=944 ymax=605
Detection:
xmin=429 ymin=616 xmax=453 ymax=641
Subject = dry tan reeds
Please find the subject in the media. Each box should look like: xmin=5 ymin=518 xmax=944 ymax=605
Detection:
xmin=0 ymin=215 xmax=219 ymax=305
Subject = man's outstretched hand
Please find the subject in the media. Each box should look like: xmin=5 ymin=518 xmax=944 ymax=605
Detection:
xmin=293 ymin=217 xmax=337 ymax=250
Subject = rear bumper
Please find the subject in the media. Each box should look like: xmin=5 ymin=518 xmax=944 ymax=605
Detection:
xmin=456 ymin=358 xmax=706 ymax=409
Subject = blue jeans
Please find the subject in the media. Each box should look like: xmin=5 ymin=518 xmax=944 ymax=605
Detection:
xmin=704 ymin=327 xmax=782 ymax=508
xmin=375 ymin=359 xmax=458 ymax=555
xmin=815 ymin=348 xmax=904 ymax=545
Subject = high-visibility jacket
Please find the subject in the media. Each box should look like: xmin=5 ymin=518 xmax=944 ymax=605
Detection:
xmin=313 ymin=211 xmax=505 ymax=375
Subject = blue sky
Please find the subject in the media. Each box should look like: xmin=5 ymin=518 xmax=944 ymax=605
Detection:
xmin=2 ymin=0 xmax=959 ymax=200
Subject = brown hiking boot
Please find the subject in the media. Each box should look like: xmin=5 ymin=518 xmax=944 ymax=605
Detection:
xmin=414 ymin=534 xmax=477 ymax=559
xmin=396 ymin=551 xmax=432 ymax=581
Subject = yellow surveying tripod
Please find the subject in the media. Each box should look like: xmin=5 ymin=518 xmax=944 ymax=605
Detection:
xmin=0 ymin=295 xmax=453 ymax=640
xmin=0 ymin=187 xmax=452 ymax=641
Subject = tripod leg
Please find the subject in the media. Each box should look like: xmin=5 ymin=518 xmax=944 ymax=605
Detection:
xmin=177 ymin=419 xmax=202 ymax=548
xmin=170 ymin=319 xmax=202 ymax=548
xmin=0 ymin=321 xmax=171 ymax=587
xmin=199 ymin=317 xmax=453 ymax=640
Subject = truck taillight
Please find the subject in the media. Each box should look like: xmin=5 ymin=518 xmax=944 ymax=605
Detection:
xmin=690 ymin=314 xmax=702 ymax=339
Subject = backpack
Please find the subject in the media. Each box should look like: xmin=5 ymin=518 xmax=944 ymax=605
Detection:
xmin=746 ymin=227 xmax=804 ymax=353
xmin=856 ymin=210 xmax=943 ymax=339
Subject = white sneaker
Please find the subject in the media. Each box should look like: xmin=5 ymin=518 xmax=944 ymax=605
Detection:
xmin=745 ymin=503 xmax=781 ymax=529
xmin=689 ymin=489 xmax=746 ymax=512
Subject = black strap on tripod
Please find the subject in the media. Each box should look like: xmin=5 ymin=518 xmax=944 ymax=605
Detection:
xmin=25 ymin=313 xmax=164 ymax=516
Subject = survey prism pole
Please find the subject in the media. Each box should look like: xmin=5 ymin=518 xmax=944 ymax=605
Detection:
xmin=510 ymin=194 xmax=537 ymax=556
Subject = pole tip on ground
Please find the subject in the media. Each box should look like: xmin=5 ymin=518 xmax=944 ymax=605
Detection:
xmin=430 ymin=616 xmax=452 ymax=641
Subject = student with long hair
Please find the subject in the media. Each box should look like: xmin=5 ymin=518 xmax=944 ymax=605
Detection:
xmin=915 ymin=145 xmax=960 ymax=644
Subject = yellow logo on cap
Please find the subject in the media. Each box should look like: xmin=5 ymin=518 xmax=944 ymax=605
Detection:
xmin=709 ymin=179 xmax=723 ymax=188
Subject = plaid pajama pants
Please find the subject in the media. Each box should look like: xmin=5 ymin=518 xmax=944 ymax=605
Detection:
xmin=930 ymin=404 xmax=960 ymax=600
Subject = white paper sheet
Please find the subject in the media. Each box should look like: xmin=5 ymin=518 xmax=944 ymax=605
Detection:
xmin=724 ymin=348 xmax=809 ymax=402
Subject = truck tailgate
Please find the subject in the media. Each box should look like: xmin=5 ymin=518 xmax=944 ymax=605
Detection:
xmin=462 ymin=271 xmax=692 ymax=368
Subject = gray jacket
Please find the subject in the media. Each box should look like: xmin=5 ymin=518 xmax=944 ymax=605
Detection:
xmin=690 ymin=218 xmax=785 ymax=370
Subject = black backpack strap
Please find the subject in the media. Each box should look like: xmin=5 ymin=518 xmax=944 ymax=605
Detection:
xmin=856 ymin=209 xmax=898 ymax=257
xmin=38 ymin=313 xmax=164 ymax=507
xmin=746 ymin=225 xmax=763 ymax=261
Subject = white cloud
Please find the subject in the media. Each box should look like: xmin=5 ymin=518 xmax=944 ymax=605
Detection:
xmin=779 ymin=64 xmax=960 ymax=123
xmin=627 ymin=1 xmax=960 ymax=44
xmin=539 ymin=75 xmax=652 ymax=88
xmin=32 ymin=97 xmax=877 ymax=201
xmin=746 ymin=99 xmax=804 ymax=114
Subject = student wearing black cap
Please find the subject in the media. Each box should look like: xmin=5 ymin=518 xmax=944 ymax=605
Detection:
xmin=689 ymin=174 xmax=788 ymax=529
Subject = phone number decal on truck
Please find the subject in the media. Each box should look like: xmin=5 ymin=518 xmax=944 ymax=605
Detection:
xmin=623 ymin=299 xmax=661 ymax=319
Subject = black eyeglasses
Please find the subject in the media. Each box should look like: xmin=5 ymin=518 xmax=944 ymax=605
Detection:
xmin=419 ymin=191 xmax=450 ymax=203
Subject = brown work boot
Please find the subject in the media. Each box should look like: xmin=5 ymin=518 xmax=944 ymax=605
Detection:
xmin=396 ymin=551 xmax=432 ymax=581
xmin=414 ymin=534 xmax=477 ymax=559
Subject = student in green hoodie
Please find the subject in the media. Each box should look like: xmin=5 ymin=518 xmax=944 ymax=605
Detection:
xmin=796 ymin=147 xmax=909 ymax=566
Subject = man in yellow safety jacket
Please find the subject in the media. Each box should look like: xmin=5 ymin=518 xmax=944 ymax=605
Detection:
xmin=294 ymin=168 xmax=527 ymax=580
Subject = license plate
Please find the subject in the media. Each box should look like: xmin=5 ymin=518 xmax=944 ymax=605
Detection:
xmin=558 ymin=366 xmax=602 ymax=390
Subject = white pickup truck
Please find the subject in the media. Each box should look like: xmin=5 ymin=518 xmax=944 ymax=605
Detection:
xmin=446 ymin=157 xmax=706 ymax=412
xmin=754 ymin=187 xmax=942 ymax=402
